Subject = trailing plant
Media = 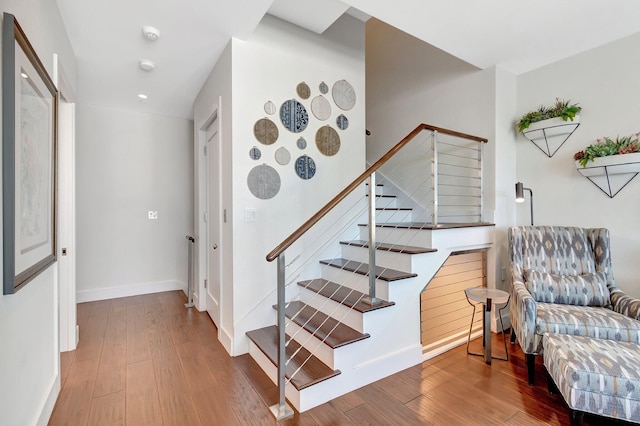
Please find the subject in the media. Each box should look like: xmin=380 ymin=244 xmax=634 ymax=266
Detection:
xmin=574 ymin=133 xmax=640 ymax=167
xmin=516 ymin=98 xmax=582 ymax=133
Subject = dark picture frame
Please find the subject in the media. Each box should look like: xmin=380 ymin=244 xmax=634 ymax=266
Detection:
xmin=3 ymin=13 xmax=58 ymax=294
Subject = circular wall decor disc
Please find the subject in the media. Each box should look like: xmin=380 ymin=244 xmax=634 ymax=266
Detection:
xmin=332 ymin=79 xmax=356 ymax=111
xmin=275 ymin=147 xmax=291 ymax=165
xmin=297 ymin=137 xmax=307 ymax=150
xmin=253 ymin=118 xmax=279 ymax=145
xmin=295 ymin=155 xmax=316 ymax=180
xmin=249 ymin=146 xmax=261 ymax=160
xmin=280 ymin=99 xmax=309 ymax=133
xmin=264 ymin=101 xmax=276 ymax=115
xmin=296 ymin=82 xmax=311 ymax=100
xmin=311 ymin=95 xmax=331 ymax=121
xmin=336 ymin=114 xmax=349 ymax=130
xmin=319 ymin=81 xmax=329 ymax=94
xmin=316 ymin=125 xmax=341 ymax=156
xmin=247 ymin=164 xmax=281 ymax=199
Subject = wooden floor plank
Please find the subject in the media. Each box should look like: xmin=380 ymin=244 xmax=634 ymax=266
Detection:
xmin=87 ymin=391 xmax=125 ymax=426
xmin=126 ymin=303 xmax=151 ymax=365
xmin=125 ymin=359 xmax=164 ymax=426
xmin=174 ymin=340 xmax=220 ymax=393
xmin=93 ymin=312 xmax=126 ymax=397
xmin=49 ymin=358 xmax=99 ymax=425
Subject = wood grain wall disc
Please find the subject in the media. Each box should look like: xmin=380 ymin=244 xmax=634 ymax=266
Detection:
xmin=311 ymin=95 xmax=331 ymax=121
xmin=332 ymin=79 xmax=356 ymax=111
xmin=316 ymin=125 xmax=341 ymax=156
xmin=253 ymin=118 xmax=279 ymax=145
xmin=247 ymin=164 xmax=281 ymax=199
xmin=296 ymin=82 xmax=311 ymax=100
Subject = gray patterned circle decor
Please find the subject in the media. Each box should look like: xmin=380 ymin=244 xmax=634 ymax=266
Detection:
xmin=316 ymin=125 xmax=341 ymax=157
xmin=247 ymin=164 xmax=281 ymax=200
xmin=296 ymin=82 xmax=311 ymax=100
xmin=249 ymin=146 xmax=261 ymax=160
xmin=264 ymin=101 xmax=276 ymax=115
xmin=319 ymin=81 xmax=328 ymax=94
xmin=336 ymin=114 xmax=349 ymax=130
xmin=254 ymin=118 xmax=279 ymax=145
xmin=280 ymin=99 xmax=309 ymax=133
xmin=275 ymin=147 xmax=291 ymax=165
xmin=295 ymin=155 xmax=316 ymax=180
xmin=311 ymin=95 xmax=331 ymax=121
xmin=297 ymin=137 xmax=307 ymax=150
xmin=332 ymin=79 xmax=356 ymax=111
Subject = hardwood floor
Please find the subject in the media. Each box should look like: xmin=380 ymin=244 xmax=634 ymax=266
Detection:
xmin=50 ymin=290 xmax=621 ymax=425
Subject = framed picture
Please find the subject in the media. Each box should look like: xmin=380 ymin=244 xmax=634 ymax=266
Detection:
xmin=3 ymin=13 xmax=58 ymax=294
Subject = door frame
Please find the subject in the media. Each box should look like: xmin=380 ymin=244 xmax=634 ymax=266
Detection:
xmin=195 ymin=100 xmax=222 ymax=326
xmin=53 ymin=54 xmax=77 ymax=352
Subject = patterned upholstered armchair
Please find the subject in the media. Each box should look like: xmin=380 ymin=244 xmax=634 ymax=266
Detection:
xmin=508 ymin=226 xmax=640 ymax=385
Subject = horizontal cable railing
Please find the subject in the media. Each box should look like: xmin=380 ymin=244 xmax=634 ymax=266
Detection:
xmin=265 ymin=124 xmax=487 ymax=420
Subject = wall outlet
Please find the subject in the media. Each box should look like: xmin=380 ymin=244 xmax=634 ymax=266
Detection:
xmin=148 ymin=211 xmax=158 ymax=220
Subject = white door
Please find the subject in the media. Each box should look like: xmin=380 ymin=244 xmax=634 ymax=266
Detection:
xmin=206 ymin=120 xmax=221 ymax=327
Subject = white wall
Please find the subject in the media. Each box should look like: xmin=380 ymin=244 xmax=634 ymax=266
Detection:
xmin=76 ymin=104 xmax=194 ymax=301
xmin=0 ymin=2 xmax=76 ymax=425
xmin=516 ymin=32 xmax=640 ymax=298
xmin=195 ymin=14 xmax=366 ymax=355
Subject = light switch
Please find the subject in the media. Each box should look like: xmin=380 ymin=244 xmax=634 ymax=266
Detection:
xmin=244 ymin=208 xmax=257 ymax=222
xmin=148 ymin=211 xmax=158 ymax=220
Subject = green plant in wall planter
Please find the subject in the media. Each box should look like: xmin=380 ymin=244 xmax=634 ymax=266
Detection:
xmin=574 ymin=132 xmax=640 ymax=198
xmin=516 ymin=98 xmax=582 ymax=158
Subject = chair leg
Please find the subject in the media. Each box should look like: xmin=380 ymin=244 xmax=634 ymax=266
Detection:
xmin=510 ymin=328 xmax=516 ymax=345
xmin=570 ymin=410 xmax=584 ymax=426
xmin=526 ymin=354 xmax=535 ymax=385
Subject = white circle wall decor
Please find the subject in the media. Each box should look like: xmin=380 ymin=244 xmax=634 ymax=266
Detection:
xmin=254 ymin=118 xmax=279 ymax=145
xmin=296 ymin=82 xmax=311 ymax=100
xmin=275 ymin=147 xmax=291 ymax=165
xmin=297 ymin=137 xmax=307 ymax=150
xmin=332 ymin=79 xmax=356 ymax=111
xmin=247 ymin=164 xmax=281 ymax=200
xmin=295 ymin=155 xmax=316 ymax=180
xmin=316 ymin=125 xmax=341 ymax=157
xmin=319 ymin=81 xmax=328 ymax=94
xmin=264 ymin=101 xmax=276 ymax=115
xmin=311 ymin=95 xmax=331 ymax=121
xmin=336 ymin=114 xmax=349 ymax=130
xmin=280 ymin=99 xmax=309 ymax=133
xmin=249 ymin=146 xmax=261 ymax=160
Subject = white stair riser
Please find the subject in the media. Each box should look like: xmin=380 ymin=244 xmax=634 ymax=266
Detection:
xmin=375 ymin=209 xmax=414 ymax=223
xmin=340 ymin=244 xmax=414 ymax=271
xmin=248 ymin=341 xmax=301 ymax=410
xmin=298 ymin=286 xmax=364 ymax=332
xmin=366 ymin=196 xmax=397 ymax=209
xmin=319 ymin=265 xmax=391 ymax=300
xmin=359 ymin=225 xmax=433 ymax=247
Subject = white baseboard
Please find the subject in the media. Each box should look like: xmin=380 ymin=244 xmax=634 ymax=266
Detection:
xmin=36 ymin=373 xmax=60 ymax=426
xmin=76 ymin=280 xmax=186 ymax=303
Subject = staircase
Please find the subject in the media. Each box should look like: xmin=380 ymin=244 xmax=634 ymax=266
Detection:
xmin=246 ymin=179 xmax=494 ymax=412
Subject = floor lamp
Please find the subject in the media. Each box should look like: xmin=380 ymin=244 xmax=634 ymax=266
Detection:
xmin=515 ymin=182 xmax=534 ymax=226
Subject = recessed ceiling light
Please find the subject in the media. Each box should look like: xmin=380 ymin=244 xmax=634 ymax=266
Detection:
xmin=138 ymin=94 xmax=148 ymax=101
xmin=142 ymin=26 xmax=160 ymax=41
xmin=20 ymin=72 xmax=28 ymax=79
xmin=139 ymin=59 xmax=155 ymax=71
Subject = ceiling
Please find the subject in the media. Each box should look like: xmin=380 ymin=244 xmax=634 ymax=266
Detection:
xmin=55 ymin=0 xmax=640 ymax=119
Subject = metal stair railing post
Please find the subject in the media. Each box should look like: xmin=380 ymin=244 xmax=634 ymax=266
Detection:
xmin=270 ymin=253 xmax=294 ymax=420
xmin=432 ymin=130 xmax=439 ymax=226
xmin=478 ymin=139 xmax=484 ymax=223
xmin=363 ymin=172 xmax=382 ymax=306
xmin=185 ymin=235 xmax=195 ymax=308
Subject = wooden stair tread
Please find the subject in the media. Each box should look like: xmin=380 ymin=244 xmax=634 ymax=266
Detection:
xmin=376 ymin=207 xmax=412 ymax=211
xmin=278 ymin=301 xmax=369 ymax=348
xmin=365 ymin=194 xmax=395 ymax=198
xmin=246 ymin=326 xmax=340 ymax=390
xmin=319 ymin=258 xmax=417 ymax=281
xmin=340 ymin=240 xmax=436 ymax=254
xmin=358 ymin=222 xmax=495 ymax=230
xmin=298 ymin=279 xmax=395 ymax=313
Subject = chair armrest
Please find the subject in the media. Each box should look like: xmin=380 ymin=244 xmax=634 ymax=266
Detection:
xmin=610 ymin=288 xmax=640 ymax=321
xmin=510 ymin=272 xmax=539 ymax=353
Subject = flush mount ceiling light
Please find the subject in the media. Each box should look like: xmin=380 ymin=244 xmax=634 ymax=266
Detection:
xmin=139 ymin=59 xmax=155 ymax=71
xmin=138 ymin=93 xmax=148 ymax=102
xmin=142 ymin=26 xmax=160 ymax=41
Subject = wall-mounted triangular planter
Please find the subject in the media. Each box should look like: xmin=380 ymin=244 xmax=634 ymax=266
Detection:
xmin=575 ymin=152 xmax=640 ymax=198
xmin=522 ymin=115 xmax=580 ymax=157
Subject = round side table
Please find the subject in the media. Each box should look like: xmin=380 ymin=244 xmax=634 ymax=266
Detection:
xmin=464 ymin=287 xmax=510 ymax=365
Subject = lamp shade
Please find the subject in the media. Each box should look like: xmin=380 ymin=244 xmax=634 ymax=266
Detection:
xmin=515 ymin=182 xmax=525 ymax=202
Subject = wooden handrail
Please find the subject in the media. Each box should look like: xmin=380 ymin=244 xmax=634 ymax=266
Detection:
xmin=265 ymin=124 xmax=488 ymax=262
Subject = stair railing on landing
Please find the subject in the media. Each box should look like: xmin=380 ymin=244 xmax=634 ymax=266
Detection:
xmin=265 ymin=124 xmax=487 ymax=419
